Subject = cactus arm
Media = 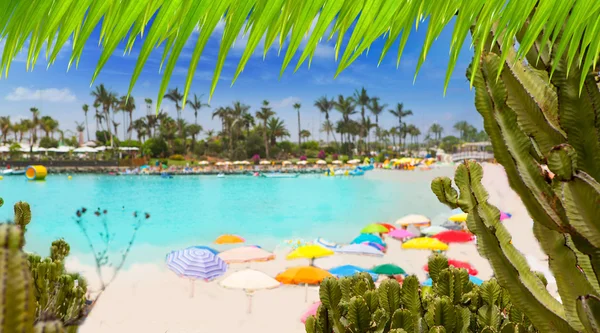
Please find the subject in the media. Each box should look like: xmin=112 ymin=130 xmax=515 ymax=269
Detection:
xmin=372 ymin=308 xmax=390 ymax=333
xmin=377 ymin=279 xmax=401 ymax=315
xmin=551 ymin=58 xmax=600 ymax=182
xmin=428 ymin=327 xmax=447 ymax=333
xmin=318 ymin=278 xmax=345 ymax=333
xmin=0 ymin=224 xmax=35 ymax=333
xmin=428 ymin=254 xmax=449 ymax=284
xmin=347 ymin=296 xmax=371 ymax=333
xmin=0 ymin=197 xmax=4 ymax=207
xmin=305 ymin=315 xmax=317 ymax=333
xmin=424 ymin=297 xmax=456 ymax=332
xmin=560 ymin=176 xmax=600 ymax=249
xmin=449 ymin=161 xmax=576 ymax=332
xmin=400 ymin=275 xmax=422 ymax=317
xmin=14 ymin=201 xmax=32 ymax=231
xmin=566 ymin=237 xmax=600 ymax=294
xmin=455 ymin=305 xmax=470 ymax=333
xmin=34 ymin=320 xmax=65 ymax=333
xmin=576 ymin=294 xmax=600 ymax=333
xmin=533 ymin=222 xmax=598 ymax=331
xmin=390 ymin=309 xmax=414 ymax=332
xmin=469 ymin=52 xmax=567 ymax=231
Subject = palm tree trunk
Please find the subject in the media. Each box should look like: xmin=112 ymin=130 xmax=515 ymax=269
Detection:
xmin=297 ymin=109 xmax=301 ymax=149
xmin=85 ymin=113 xmax=90 ymax=142
xmin=129 ymin=112 xmax=133 ymax=140
xmin=263 ymin=120 xmax=269 ymax=159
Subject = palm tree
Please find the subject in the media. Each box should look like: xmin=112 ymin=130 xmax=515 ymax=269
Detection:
xmin=333 ymin=95 xmax=356 ymax=143
xmin=0 ymin=116 xmax=10 ymax=143
xmin=132 ymin=118 xmax=148 ymax=142
xmin=19 ymin=120 xmax=32 ymax=143
xmin=164 ymin=88 xmax=184 ymax=133
xmin=389 ymin=103 xmax=412 ymax=147
xmin=91 ymin=84 xmax=114 ymax=147
xmin=255 ymin=100 xmax=275 ymax=158
xmin=300 ymin=129 xmax=311 ymax=143
xmin=144 ymin=98 xmax=153 ymax=115
xmin=82 ymin=104 xmax=90 ymax=142
xmin=321 ymin=120 xmax=337 ymax=145
xmin=453 ymin=121 xmax=470 ymax=141
xmin=241 ymin=112 xmax=255 ymax=137
xmin=352 ymin=87 xmax=370 ymax=149
xmin=186 ymin=123 xmax=203 ymax=153
xmin=112 ymin=121 xmax=120 ymax=140
xmin=187 ymin=93 xmax=210 ymax=125
xmin=314 ymin=96 xmax=335 ymax=143
xmin=120 ymin=96 xmax=136 ymax=140
xmin=267 ymin=117 xmax=289 ymax=146
xmin=29 ymin=107 xmax=40 ymax=146
xmin=293 ymin=102 xmax=302 ymax=149
xmin=75 ymin=121 xmax=85 ymax=146
xmin=39 ymin=116 xmax=54 ymax=137
xmin=93 ymin=101 xmax=101 ymax=132
xmin=429 ymin=123 xmax=444 ymax=141
xmin=368 ymin=97 xmax=387 ymax=147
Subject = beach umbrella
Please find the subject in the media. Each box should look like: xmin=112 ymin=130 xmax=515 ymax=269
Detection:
xmin=377 ymin=223 xmax=396 ymax=232
xmin=449 ymin=212 xmax=468 ymax=222
xmin=360 ymin=223 xmax=389 ymax=234
xmin=348 ymin=159 xmax=360 ymax=164
xmin=421 ymin=226 xmax=448 ymax=236
xmin=371 ymin=264 xmax=406 ymax=275
xmin=351 ymin=234 xmax=386 ymax=246
xmin=198 ymin=161 xmax=210 ymax=165
xmin=219 ymin=269 xmax=280 ymax=313
xmin=388 ymin=229 xmax=415 ymax=240
xmin=328 ymin=265 xmax=379 ymax=280
xmin=259 ymin=160 xmax=271 ymax=165
xmin=335 ymin=244 xmax=384 ymax=256
xmin=441 ymin=221 xmax=463 ymax=231
xmin=276 ymin=266 xmax=333 ymax=301
xmin=402 ymin=237 xmax=449 ymax=251
xmin=218 ymin=246 xmax=275 ymax=263
xmin=362 ymin=242 xmax=385 ymax=252
xmin=469 ymin=276 xmax=484 ymax=285
xmin=166 ymin=248 xmax=228 ymax=297
xmin=332 ymin=160 xmax=342 ymax=165
xmin=432 ymin=230 xmax=474 ymax=243
xmin=500 ymin=212 xmax=512 ymax=221
xmin=297 ymin=161 xmax=307 ymax=165
xmin=424 ymin=259 xmax=478 ymax=276
xmin=395 ymin=214 xmax=431 ymax=227
xmin=192 ymin=245 xmax=219 ymax=255
xmin=282 ymin=161 xmax=292 ymax=165
xmin=215 ymin=234 xmax=245 ymax=244
xmin=287 ymin=244 xmax=334 ymax=265
xmin=301 ymin=302 xmax=321 ymax=323
xmin=316 ymin=160 xmax=327 ymax=165
xmin=315 ymin=237 xmax=339 ymax=249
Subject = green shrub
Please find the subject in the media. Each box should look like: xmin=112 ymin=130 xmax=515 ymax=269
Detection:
xmin=39 ymin=137 xmax=58 ymax=148
xmin=301 ymin=140 xmax=319 ymax=150
xmin=142 ymin=138 xmax=168 ymax=157
xmin=119 ymin=139 xmax=141 ymax=148
xmin=169 ymin=154 xmax=185 ymax=161
xmin=306 ymin=149 xmax=319 ymax=158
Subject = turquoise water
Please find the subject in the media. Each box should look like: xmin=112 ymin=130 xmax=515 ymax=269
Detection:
xmin=0 ymin=171 xmax=452 ymax=264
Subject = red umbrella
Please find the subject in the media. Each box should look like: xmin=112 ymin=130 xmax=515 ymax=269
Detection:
xmin=378 ymin=223 xmax=396 ymax=233
xmin=432 ymin=230 xmax=474 ymax=243
xmin=424 ymin=259 xmax=478 ymax=276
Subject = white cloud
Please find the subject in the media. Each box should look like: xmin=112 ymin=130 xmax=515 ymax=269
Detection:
xmin=271 ymin=96 xmax=301 ymax=109
xmin=6 ymin=87 xmax=76 ymax=102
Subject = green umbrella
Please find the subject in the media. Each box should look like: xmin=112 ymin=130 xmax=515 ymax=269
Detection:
xmin=361 ymin=223 xmax=389 ymax=234
xmin=371 ymin=264 xmax=406 ymax=275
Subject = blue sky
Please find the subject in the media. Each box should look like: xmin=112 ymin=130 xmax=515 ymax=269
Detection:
xmin=0 ymin=17 xmax=478 ymax=141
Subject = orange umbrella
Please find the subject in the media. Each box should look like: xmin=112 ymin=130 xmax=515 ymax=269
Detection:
xmin=215 ymin=234 xmax=245 ymax=244
xmin=276 ymin=266 xmax=333 ymax=302
xmin=276 ymin=266 xmax=332 ymax=285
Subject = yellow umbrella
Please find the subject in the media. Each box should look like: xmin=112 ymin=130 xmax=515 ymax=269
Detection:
xmin=395 ymin=214 xmax=431 ymax=227
xmin=449 ymin=213 xmax=468 ymax=222
xmin=402 ymin=237 xmax=449 ymax=251
xmin=287 ymin=244 xmax=334 ymax=265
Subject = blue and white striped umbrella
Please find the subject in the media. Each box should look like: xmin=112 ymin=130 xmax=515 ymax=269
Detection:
xmin=166 ymin=248 xmax=228 ymax=280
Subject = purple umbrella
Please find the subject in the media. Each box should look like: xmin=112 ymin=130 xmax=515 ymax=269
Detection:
xmin=362 ymin=241 xmax=385 ymax=252
xmin=500 ymin=212 xmax=512 ymax=221
xmin=166 ymin=248 xmax=228 ymax=297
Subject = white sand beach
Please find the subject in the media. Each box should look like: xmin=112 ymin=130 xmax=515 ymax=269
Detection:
xmin=72 ymin=163 xmax=552 ymax=333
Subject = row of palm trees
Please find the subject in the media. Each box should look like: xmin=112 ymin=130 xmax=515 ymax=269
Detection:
xmin=0 ymin=109 xmax=71 ymax=146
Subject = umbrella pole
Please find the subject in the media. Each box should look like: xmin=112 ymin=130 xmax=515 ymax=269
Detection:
xmin=246 ymin=291 xmax=254 ymax=314
xmin=305 ymin=283 xmax=308 ymax=303
xmin=190 ymin=279 xmax=195 ymax=298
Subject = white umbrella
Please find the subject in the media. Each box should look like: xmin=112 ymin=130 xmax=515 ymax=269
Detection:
xmin=348 ymin=159 xmax=360 ymax=164
xmin=282 ymin=161 xmax=292 ymax=165
xmin=215 ymin=162 xmax=224 ymax=166
xmin=395 ymin=214 xmax=431 ymax=226
xmin=119 ymin=147 xmax=139 ymax=151
xmin=224 ymin=161 xmax=232 ymax=165
xmin=241 ymin=161 xmax=250 ymax=165
xmin=335 ymin=244 xmax=384 ymax=256
xmin=332 ymin=160 xmax=342 ymax=165
xmin=233 ymin=161 xmax=243 ymax=165
xmin=316 ymin=160 xmax=326 ymax=165
xmin=198 ymin=161 xmax=210 ymax=165
xmin=219 ymin=269 xmax=280 ymax=313
xmin=259 ymin=160 xmax=271 ymax=165
xmin=0 ymin=146 xmax=9 ymax=152
xmin=74 ymin=146 xmax=98 ymax=153
xmin=297 ymin=161 xmax=307 ymax=165
xmin=96 ymin=146 xmax=107 ymax=151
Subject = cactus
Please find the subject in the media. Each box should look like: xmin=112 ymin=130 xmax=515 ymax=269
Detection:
xmin=306 ymin=254 xmax=534 ymax=333
xmin=34 ymin=320 xmax=65 ymax=333
xmin=0 ymin=224 xmax=35 ymax=333
xmin=430 ymin=11 xmax=600 ymax=331
xmin=14 ymin=201 xmax=32 ymax=231
xmin=50 ymin=239 xmax=70 ymax=262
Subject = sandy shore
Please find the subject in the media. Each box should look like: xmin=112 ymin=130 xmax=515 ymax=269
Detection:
xmin=71 ymin=163 xmax=552 ymax=333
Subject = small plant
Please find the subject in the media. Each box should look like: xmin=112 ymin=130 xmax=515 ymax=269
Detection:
xmin=252 ymin=154 xmax=260 ymax=164
xmin=306 ymin=254 xmax=536 ymax=333
xmin=299 ymin=155 xmax=307 ymax=161
xmin=317 ymin=150 xmax=326 ymax=159
xmin=333 ymin=153 xmax=339 ymax=160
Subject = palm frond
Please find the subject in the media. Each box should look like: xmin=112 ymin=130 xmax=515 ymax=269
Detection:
xmin=1 ymin=0 xmax=597 ymax=109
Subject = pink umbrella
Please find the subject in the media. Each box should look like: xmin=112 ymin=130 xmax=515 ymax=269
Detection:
xmin=500 ymin=212 xmax=512 ymax=221
xmin=388 ymin=228 xmax=415 ymax=239
xmin=362 ymin=242 xmax=385 ymax=252
xmin=301 ymin=302 xmax=321 ymax=323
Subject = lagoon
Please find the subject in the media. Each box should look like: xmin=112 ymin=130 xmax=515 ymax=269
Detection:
xmin=0 ymin=168 xmax=454 ymax=263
